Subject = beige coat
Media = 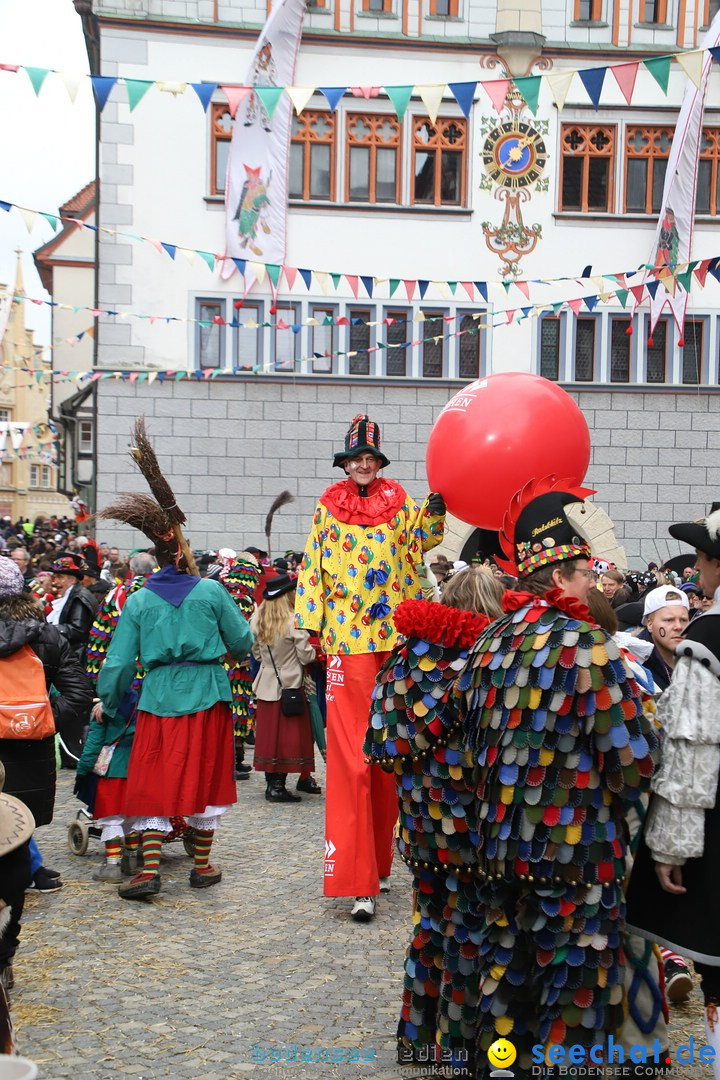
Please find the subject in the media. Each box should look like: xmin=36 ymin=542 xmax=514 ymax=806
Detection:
xmin=250 ymin=614 xmax=316 ymax=703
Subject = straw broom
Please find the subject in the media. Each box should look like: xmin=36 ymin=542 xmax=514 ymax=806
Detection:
xmin=264 ymin=490 xmax=294 ymax=560
xmin=129 ymin=417 xmax=200 ymax=576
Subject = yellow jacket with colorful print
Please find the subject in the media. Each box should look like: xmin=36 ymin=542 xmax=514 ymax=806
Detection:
xmin=294 ymin=477 xmax=444 ymax=655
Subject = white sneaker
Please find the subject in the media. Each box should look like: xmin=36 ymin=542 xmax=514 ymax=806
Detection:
xmin=379 ymin=876 xmax=390 ymax=893
xmin=351 ymin=896 xmax=376 ymax=921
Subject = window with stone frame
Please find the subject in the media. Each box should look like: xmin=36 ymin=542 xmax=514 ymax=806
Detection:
xmin=575 ymin=0 xmax=602 ymax=17
xmin=681 ymin=319 xmax=704 ymax=384
xmin=386 ymin=310 xmax=409 ymax=376
xmin=703 ymin=0 xmax=720 ymax=25
xmin=625 ymin=127 xmax=672 ymax=214
xmin=646 ymin=318 xmax=668 ymax=383
xmin=540 ymin=316 xmax=561 ymax=380
xmin=574 ymin=318 xmax=596 ymax=381
xmin=610 ymin=317 xmax=632 ymax=382
xmin=311 ymin=306 xmax=335 ymax=373
xmin=458 ymin=314 xmax=482 ymax=379
xmin=234 ymin=301 xmax=263 ymax=370
xmin=289 ymin=111 xmax=336 ymax=201
xmin=639 ymin=0 xmax=667 ymax=21
xmin=348 ymin=309 xmax=372 ymax=375
xmin=430 ymin=0 xmax=459 ymax=13
xmin=196 ymin=298 xmax=225 ymax=368
xmin=273 ymin=303 xmax=301 ymax=370
xmin=362 ymin=0 xmax=392 ymax=10
xmin=346 ymin=114 xmax=401 ymax=203
xmin=210 ymin=104 xmax=233 ymax=196
xmin=422 ymin=312 xmax=444 ymax=377
xmin=560 ymin=125 xmax=615 ymax=213
xmin=412 ymin=117 xmax=467 ymax=207
xmin=696 ymin=129 xmax=720 ymax=215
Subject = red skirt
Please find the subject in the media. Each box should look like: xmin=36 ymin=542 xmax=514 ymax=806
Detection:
xmin=94 ymin=776 xmax=129 ymax=820
xmin=253 ymin=698 xmax=315 ymax=774
xmin=124 ymin=702 xmax=237 ymax=817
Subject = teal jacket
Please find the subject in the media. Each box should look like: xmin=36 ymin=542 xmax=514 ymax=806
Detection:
xmin=76 ymin=709 xmax=135 ymax=779
xmin=97 ymin=577 xmax=253 ymax=718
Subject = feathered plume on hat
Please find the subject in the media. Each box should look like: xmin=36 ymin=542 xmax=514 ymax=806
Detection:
xmin=495 ymin=475 xmax=596 ymax=579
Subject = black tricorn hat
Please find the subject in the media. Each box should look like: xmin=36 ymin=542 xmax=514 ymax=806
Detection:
xmin=333 ymin=414 xmax=390 ymax=469
xmin=669 ymin=502 xmax=720 ymax=562
xmin=496 ymin=477 xmax=595 ymax=579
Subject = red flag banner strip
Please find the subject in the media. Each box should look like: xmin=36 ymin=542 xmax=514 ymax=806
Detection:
xmin=0 ymin=47 xmax=716 ymax=117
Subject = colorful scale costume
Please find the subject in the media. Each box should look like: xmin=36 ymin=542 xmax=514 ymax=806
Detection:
xmin=86 ymin=575 xmax=150 ymax=689
xmin=219 ymin=558 xmax=261 ymax=738
xmin=457 ymin=590 xmax=658 ymax=1076
xmin=364 ymin=599 xmax=489 ymax=1073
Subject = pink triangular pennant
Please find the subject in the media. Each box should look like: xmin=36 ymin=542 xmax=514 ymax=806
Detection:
xmin=146 ymin=238 xmax=163 ymax=254
xmin=568 ymin=298 xmax=583 ymax=315
xmin=505 ymin=309 xmax=515 ymax=324
xmin=283 ymin=265 xmax=297 ymax=290
xmin=351 ymin=86 xmax=380 ymax=99
xmin=404 ymin=279 xmax=416 ymax=302
xmin=515 ymin=281 xmax=530 ymax=300
xmin=346 ymin=274 xmax=359 ymax=299
xmin=460 ymin=281 xmax=474 ymax=301
xmin=221 ymin=85 xmax=250 ymax=118
xmin=275 ymin=319 xmax=290 ymax=330
xmin=611 ymin=62 xmax=639 ymax=105
xmin=482 ymin=79 xmax=510 ymax=114
xmin=629 ymin=284 xmax=645 ymax=303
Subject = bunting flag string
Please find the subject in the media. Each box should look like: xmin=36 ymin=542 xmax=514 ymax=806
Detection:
xmin=1 ymin=46 xmax=718 ymax=118
xmin=4 ymin=197 xmax=720 ymax=312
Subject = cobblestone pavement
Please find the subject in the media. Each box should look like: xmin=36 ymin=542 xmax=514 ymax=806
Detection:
xmin=10 ymin=759 xmax=711 ymax=1080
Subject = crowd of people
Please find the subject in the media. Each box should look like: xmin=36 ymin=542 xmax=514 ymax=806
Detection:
xmin=0 ymin=422 xmax=719 ymax=1079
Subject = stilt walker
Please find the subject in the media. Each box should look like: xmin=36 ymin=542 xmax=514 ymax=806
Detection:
xmin=295 ymin=414 xmax=445 ymax=920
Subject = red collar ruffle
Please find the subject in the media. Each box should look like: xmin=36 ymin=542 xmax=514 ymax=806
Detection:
xmin=502 ymin=587 xmax=591 ymax=622
xmin=393 ymin=598 xmax=490 ymax=649
xmin=319 ymin=477 xmax=408 ymax=526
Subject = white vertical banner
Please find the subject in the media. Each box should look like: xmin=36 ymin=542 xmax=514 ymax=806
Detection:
xmin=0 ymin=291 xmax=11 ymax=346
xmin=221 ymin=0 xmax=308 ymax=282
xmin=635 ymin=12 xmax=720 ymax=334
xmin=9 ymin=423 xmax=28 ymax=451
xmin=0 ymin=423 xmax=7 ymax=461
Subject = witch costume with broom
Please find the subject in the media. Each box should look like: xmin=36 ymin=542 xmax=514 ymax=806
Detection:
xmin=96 ymin=420 xmax=253 ymax=900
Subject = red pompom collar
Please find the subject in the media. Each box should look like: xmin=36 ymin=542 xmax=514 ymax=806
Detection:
xmin=393 ymin=598 xmax=490 ymax=649
xmin=502 ymin=587 xmax=591 ymax=622
xmin=319 ymin=477 xmax=408 ymax=525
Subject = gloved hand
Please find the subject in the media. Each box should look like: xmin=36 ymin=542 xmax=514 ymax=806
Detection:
xmin=427 ymin=492 xmax=446 ymax=516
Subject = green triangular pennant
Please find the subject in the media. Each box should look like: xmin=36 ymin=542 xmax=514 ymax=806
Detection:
xmin=198 ymin=251 xmax=215 ymax=270
xmin=615 ymin=289 xmax=629 ymax=308
xmin=126 ymin=79 xmax=153 ymax=111
xmin=255 ymin=86 xmax=284 ymax=120
xmin=25 ymin=67 xmax=50 ymax=95
xmin=447 ymin=281 xmax=457 ymax=295
xmin=323 ymin=315 xmax=334 ymax=325
xmin=266 ymin=263 xmax=282 ymax=288
xmin=644 ymin=56 xmax=671 ymax=95
xmin=514 ymin=75 xmax=541 ymax=115
xmin=40 ymin=213 xmax=58 ymax=231
xmin=552 ymin=301 xmax=563 ymax=314
xmin=389 ymin=279 xmax=400 ymax=297
xmin=676 ymin=269 xmax=693 ymax=293
xmin=385 ymin=85 xmax=413 ymax=121
xmin=503 ymin=282 xmax=512 ymax=295
xmin=331 ymin=273 xmax=341 ymax=289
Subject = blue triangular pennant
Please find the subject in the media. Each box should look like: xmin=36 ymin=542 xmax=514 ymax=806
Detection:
xmin=161 ymin=243 xmax=177 ymax=260
xmin=578 ymin=67 xmax=606 ymax=110
xmin=474 ymin=281 xmax=488 ymax=301
xmin=91 ymin=76 xmax=118 ymax=111
xmin=298 ymin=268 xmax=312 ymax=289
xmin=233 ymin=258 xmax=247 ymax=275
xmin=361 ymin=275 xmax=374 ymax=297
xmin=708 ymin=257 xmax=720 ymax=282
xmin=418 ymin=280 xmax=429 ymax=299
xmin=448 ymin=81 xmax=477 ymax=119
xmin=191 ymin=82 xmax=218 ymax=111
xmin=0 ymin=201 xmax=11 ymax=213
xmin=319 ymin=86 xmax=346 ymax=112
xmin=710 ymin=46 xmax=720 ymax=65
xmin=645 ymin=280 xmax=660 ymax=299
xmin=584 ymin=295 xmax=599 ymax=311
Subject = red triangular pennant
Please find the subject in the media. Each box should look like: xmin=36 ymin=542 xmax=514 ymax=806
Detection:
xmin=221 ymin=85 xmax=250 ymax=118
xmin=482 ymin=78 xmax=511 ymax=113
xmin=611 ymin=62 xmax=639 ymax=105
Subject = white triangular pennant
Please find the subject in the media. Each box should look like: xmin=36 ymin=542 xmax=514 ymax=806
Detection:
xmin=416 ymin=84 xmax=446 ymax=124
xmin=286 ymin=86 xmax=315 ymax=115
xmin=545 ymin=70 xmax=575 ymax=110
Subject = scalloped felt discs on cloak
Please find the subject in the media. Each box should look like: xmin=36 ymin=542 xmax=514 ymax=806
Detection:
xmin=425 ymin=373 xmax=591 ymax=528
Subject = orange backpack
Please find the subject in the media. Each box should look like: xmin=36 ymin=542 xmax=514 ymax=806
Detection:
xmin=0 ymin=644 xmax=56 ymax=740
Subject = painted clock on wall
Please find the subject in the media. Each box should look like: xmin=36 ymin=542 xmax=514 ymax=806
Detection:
xmin=482 ymin=121 xmax=547 ymax=188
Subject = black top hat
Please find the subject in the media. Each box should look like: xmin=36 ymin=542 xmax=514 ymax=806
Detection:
xmin=669 ymin=502 xmax=720 ymax=562
xmin=333 ymin=414 xmax=391 ymax=469
xmin=262 ymin=574 xmax=297 ymax=601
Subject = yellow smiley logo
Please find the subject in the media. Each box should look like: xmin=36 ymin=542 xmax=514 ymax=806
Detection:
xmin=488 ymin=1038 xmax=517 ymax=1069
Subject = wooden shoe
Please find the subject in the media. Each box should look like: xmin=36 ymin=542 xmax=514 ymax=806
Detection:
xmin=190 ymin=866 xmax=222 ymax=888
xmin=118 ymin=872 xmax=161 ymax=900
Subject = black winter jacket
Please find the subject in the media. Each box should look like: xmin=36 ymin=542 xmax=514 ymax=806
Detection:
xmin=0 ymin=597 xmax=93 ymax=825
xmin=56 ymin=583 xmax=96 ymax=662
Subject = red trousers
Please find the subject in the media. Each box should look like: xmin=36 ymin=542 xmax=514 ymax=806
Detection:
xmin=324 ymin=652 xmax=397 ymax=897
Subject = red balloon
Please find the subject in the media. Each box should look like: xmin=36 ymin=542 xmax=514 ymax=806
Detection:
xmin=426 ymin=373 xmax=591 ymax=529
